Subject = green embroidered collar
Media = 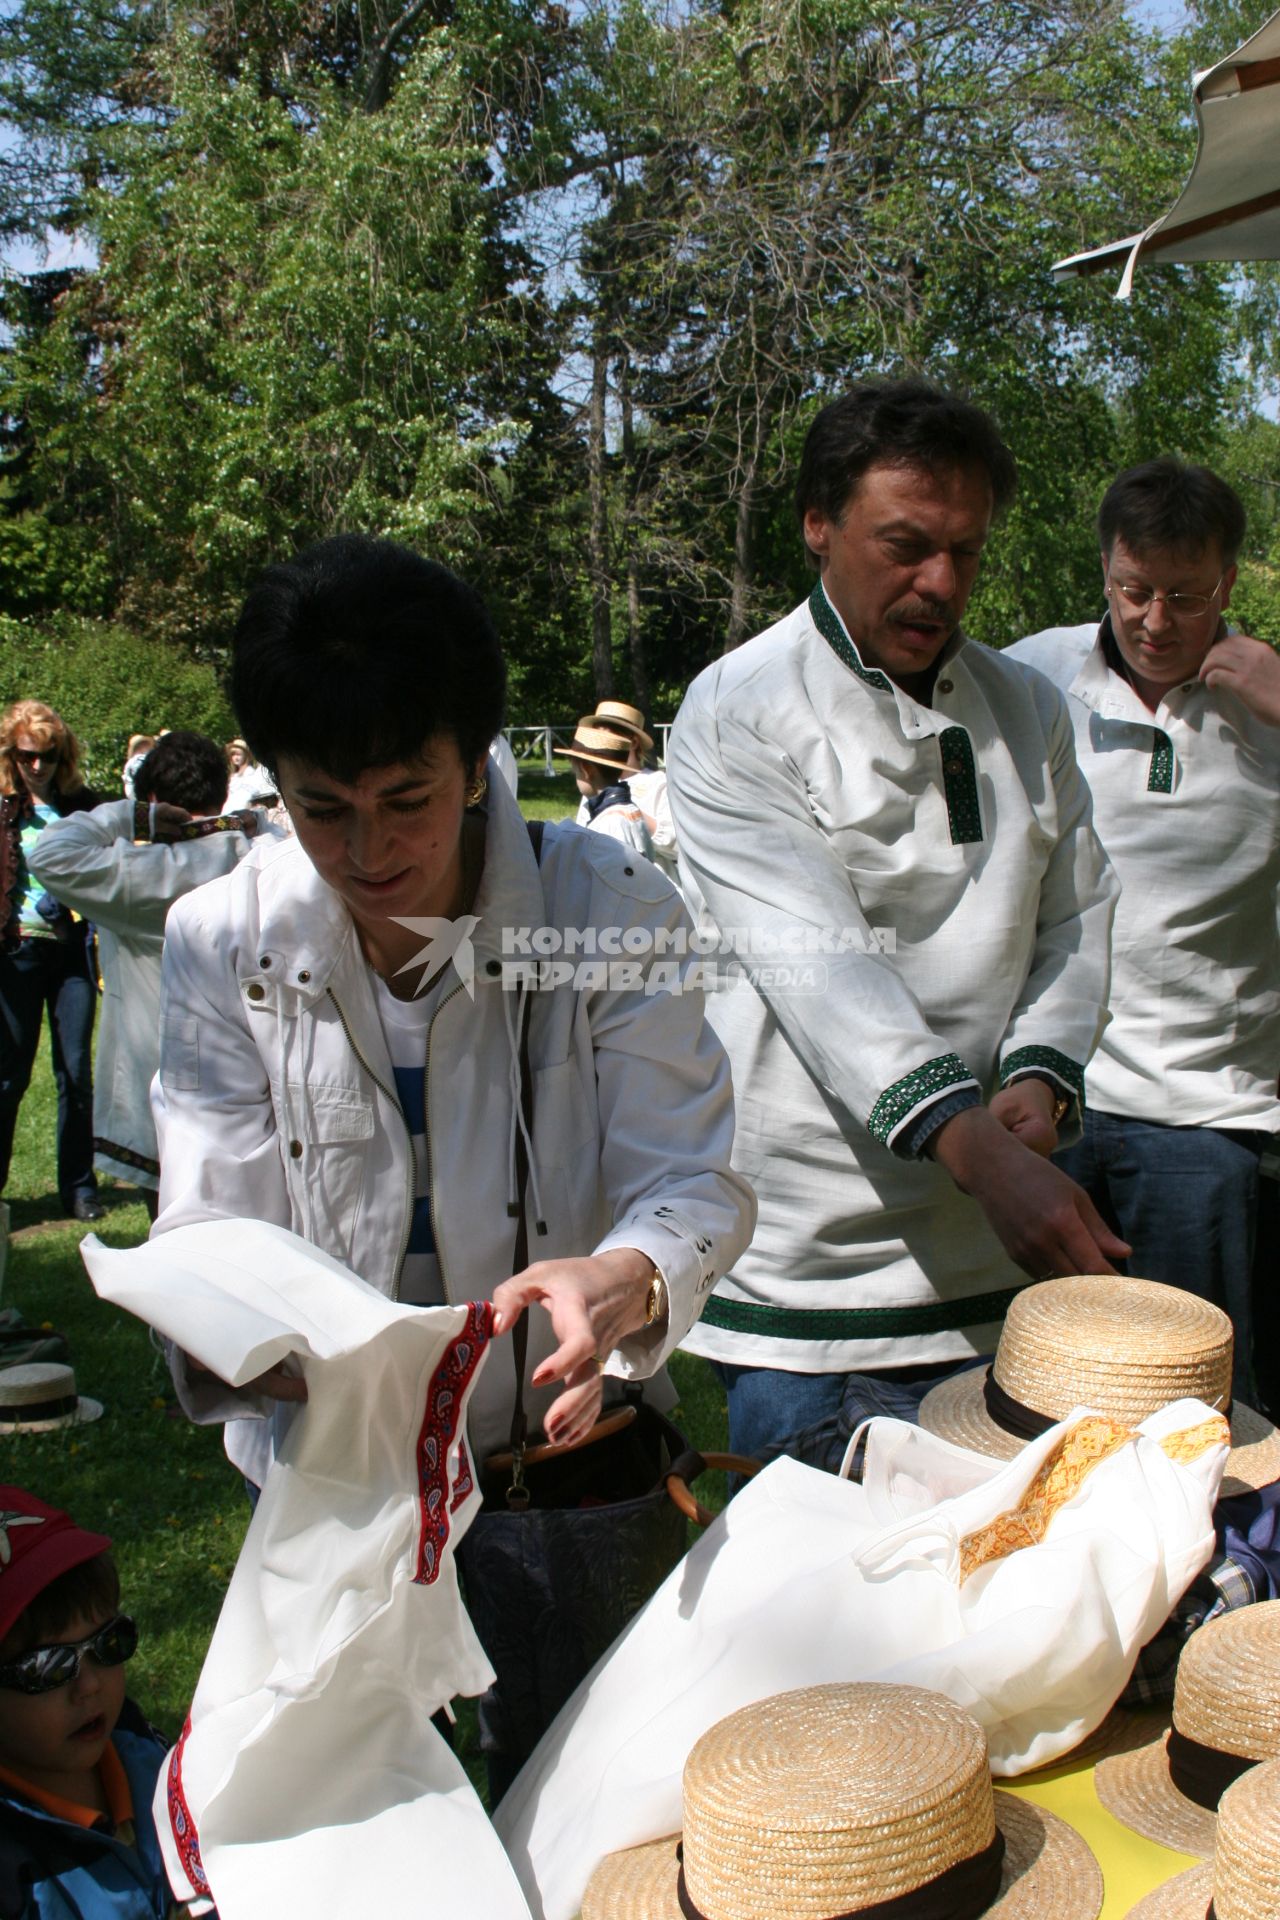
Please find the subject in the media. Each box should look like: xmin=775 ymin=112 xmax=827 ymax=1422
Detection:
xmin=808 ymin=581 xmax=892 ymax=692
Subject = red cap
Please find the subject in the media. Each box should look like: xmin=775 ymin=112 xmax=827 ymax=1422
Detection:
xmin=0 ymin=1487 xmax=113 ymax=1646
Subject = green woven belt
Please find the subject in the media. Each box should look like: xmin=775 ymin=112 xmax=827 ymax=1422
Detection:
xmin=699 ymin=1285 xmax=1029 ymax=1342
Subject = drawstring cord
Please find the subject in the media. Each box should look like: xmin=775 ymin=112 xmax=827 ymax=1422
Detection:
xmin=502 ymin=973 xmax=546 ymax=1237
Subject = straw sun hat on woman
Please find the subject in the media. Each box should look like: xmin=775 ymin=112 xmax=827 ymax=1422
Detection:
xmin=1094 ymin=1600 xmax=1280 ymax=1860
xmin=1122 ymin=1755 xmax=1280 ymax=1920
xmin=579 ymin=1682 xmax=1102 ymax=1920
xmin=917 ymin=1275 xmax=1280 ymax=1500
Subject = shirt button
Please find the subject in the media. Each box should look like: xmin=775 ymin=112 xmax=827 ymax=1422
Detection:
xmin=289 ymin=1140 xmax=303 ymax=1159
xmin=259 ymin=955 xmax=272 ymax=968
xmin=246 ymin=983 xmax=266 ymax=1002
xmin=485 ymin=960 xmax=501 ymax=977
xmin=944 ymin=759 xmax=963 ymax=775
xmin=297 ymin=970 xmax=311 ymax=983
xmin=937 ymin=678 xmax=954 ymax=694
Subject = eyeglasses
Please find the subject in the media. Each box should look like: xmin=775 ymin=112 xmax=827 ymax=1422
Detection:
xmin=14 ymin=748 xmax=60 ymax=768
xmin=1108 ymin=575 xmax=1225 ymax=621
xmin=0 ymin=1614 xmax=137 ymax=1695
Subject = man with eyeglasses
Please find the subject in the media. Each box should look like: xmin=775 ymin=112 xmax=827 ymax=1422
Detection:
xmin=1009 ymin=458 xmax=1280 ymax=1402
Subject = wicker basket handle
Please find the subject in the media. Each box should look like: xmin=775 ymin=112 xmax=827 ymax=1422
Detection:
xmin=664 ymin=1448 xmax=761 ymax=1528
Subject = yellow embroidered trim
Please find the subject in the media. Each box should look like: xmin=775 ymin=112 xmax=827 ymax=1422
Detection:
xmin=959 ymin=1416 xmax=1132 ymax=1582
xmin=1158 ymin=1416 xmax=1231 ymax=1465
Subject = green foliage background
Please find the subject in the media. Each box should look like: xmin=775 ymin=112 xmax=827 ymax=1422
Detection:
xmin=1 ymin=614 xmax=234 ymax=788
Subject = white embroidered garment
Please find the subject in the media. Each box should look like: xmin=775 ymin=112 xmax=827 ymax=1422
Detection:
xmin=81 ymin=1220 xmax=532 ymax=1920
xmin=496 ymin=1402 xmax=1226 ymax=1920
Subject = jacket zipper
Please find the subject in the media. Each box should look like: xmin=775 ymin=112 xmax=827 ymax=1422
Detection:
xmin=326 ymin=985 xmax=417 ymax=1301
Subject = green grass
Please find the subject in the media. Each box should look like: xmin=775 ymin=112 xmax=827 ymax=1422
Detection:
xmin=1 ymin=784 xmax=730 ymax=1772
xmin=513 ymin=765 xmax=582 ymax=821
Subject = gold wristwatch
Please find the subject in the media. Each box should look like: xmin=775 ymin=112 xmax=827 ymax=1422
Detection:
xmin=643 ymin=1265 xmax=668 ymax=1327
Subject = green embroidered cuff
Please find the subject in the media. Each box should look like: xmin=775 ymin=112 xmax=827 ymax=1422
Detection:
xmin=868 ymin=1053 xmax=980 ymax=1148
xmin=999 ymin=1045 xmax=1085 ymax=1114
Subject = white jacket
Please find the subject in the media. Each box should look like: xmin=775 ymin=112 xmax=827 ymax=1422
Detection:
xmin=28 ymin=798 xmax=261 ymax=1188
xmin=667 ymin=584 xmax=1117 ymax=1374
xmin=152 ymin=765 xmax=755 ymax=1484
xmin=1008 ymin=622 xmax=1280 ymax=1132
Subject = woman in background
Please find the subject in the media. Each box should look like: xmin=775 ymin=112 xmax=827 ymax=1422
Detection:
xmin=0 ymin=700 xmax=104 ymax=1221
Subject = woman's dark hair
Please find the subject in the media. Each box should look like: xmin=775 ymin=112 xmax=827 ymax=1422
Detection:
xmin=134 ymin=730 xmax=229 ymax=815
xmin=795 ymin=377 xmax=1018 ymax=531
xmin=3 ymin=1553 xmax=120 ymax=1655
xmin=231 ymin=536 xmax=506 ymax=783
xmin=1097 ymin=457 xmax=1246 ymax=568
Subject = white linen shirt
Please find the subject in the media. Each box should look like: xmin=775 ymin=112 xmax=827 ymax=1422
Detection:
xmin=1008 ymin=621 xmax=1280 ymax=1133
xmin=666 ymin=584 xmax=1117 ymax=1374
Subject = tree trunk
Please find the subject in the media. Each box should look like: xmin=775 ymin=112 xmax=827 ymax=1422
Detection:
xmin=618 ymin=352 xmax=651 ymax=718
xmin=588 ymin=338 xmax=614 ymax=700
xmin=726 ymin=457 xmax=757 ymax=653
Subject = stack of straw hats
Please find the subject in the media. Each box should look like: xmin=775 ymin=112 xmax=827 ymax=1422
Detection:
xmin=1095 ymin=1601 xmax=1280 ymax=1858
xmin=918 ymin=1276 xmax=1280 ymax=1498
xmin=579 ymin=1681 xmax=1103 ymax=1919
xmin=561 ymin=718 xmax=642 ymax=774
xmin=1123 ymin=1755 xmax=1280 ymax=1918
xmin=589 ymin=701 xmax=653 ymax=755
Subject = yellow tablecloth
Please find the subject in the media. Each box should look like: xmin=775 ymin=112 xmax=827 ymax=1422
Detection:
xmin=1006 ymin=1751 xmax=1200 ymax=1917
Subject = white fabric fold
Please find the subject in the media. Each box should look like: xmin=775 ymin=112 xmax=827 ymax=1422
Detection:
xmin=81 ymin=1219 xmax=532 ymax=1920
xmin=495 ymin=1399 xmax=1226 ymax=1920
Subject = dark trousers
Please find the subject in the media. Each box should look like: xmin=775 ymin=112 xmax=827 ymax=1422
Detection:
xmin=1054 ymin=1108 xmax=1265 ymax=1404
xmin=0 ymin=932 xmax=98 ymax=1208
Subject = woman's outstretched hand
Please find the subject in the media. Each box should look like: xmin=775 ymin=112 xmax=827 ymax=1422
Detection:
xmin=491 ymin=1247 xmax=658 ymax=1447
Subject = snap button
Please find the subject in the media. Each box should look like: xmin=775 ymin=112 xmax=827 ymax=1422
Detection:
xmin=246 ymin=983 xmax=266 ymax=1002
xmin=937 ymin=678 xmax=953 ymax=694
xmin=485 ymin=960 xmax=501 ymax=977
xmin=297 ymin=969 xmax=311 ymax=983
xmin=289 ymin=1140 xmax=303 ymax=1159
xmin=259 ymin=955 xmax=272 ymax=968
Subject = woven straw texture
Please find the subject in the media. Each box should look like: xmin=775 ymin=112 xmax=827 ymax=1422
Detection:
xmin=1096 ymin=1602 xmax=1280 ymax=1857
xmin=1122 ymin=1757 xmax=1280 ymax=1919
xmin=917 ymin=1276 xmax=1280 ymax=1496
xmin=579 ymin=1683 xmax=1102 ymax=1919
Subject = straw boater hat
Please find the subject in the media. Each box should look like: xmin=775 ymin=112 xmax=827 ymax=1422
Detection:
xmin=0 ymin=1362 xmax=102 ymax=1434
xmin=917 ymin=1276 xmax=1280 ymax=1499
xmin=589 ymin=701 xmax=654 ymax=754
xmin=562 ymin=718 xmax=642 ymax=774
xmin=1094 ymin=1601 xmax=1280 ymax=1859
xmin=579 ymin=1682 xmax=1103 ymax=1920
xmin=1122 ymin=1756 xmax=1280 ymax=1920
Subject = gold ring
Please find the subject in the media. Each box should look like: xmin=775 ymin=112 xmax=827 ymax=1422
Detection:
xmin=592 ymin=1354 xmax=606 ymax=1375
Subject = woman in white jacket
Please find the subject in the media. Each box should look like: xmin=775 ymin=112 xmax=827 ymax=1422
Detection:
xmin=153 ymin=533 xmax=754 ymax=1497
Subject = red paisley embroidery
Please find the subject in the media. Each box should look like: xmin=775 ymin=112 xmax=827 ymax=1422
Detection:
xmin=415 ymin=1300 xmax=493 ymax=1583
xmin=166 ymin=1713 xmax=210 ymax=1896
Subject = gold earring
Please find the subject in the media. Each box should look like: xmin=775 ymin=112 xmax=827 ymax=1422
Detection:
xmin=465 ymin=774 xmax=488 ymax=808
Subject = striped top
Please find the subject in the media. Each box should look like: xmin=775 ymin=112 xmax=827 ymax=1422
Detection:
xmin=373 ymin=975 xmax=444 ymax=1305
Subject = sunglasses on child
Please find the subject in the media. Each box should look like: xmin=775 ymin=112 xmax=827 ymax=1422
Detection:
xmin=0 ymin=1614 xmax=137 ymax=1694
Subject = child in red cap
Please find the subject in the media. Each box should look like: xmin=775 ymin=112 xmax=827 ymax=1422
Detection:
xmin=0 ymin=1486 xmax=187 ymax=1918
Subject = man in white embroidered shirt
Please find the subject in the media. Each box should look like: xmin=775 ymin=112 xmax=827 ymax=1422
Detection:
xmin=667 ymin=377 xmax=1126 ymax=1460
xmin=1009 ymin=459 xmax=1280 ymax=1402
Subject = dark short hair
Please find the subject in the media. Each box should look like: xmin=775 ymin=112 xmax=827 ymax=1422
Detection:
xmin=134 ymin=730 xmax=228 ymax=814
xmin=231 ymin=536 xmax=506 ymax=783
xmin=1097 ymin=457 xmax=1246 ymax=568
xmin=795 ymin=377 xmax=1018 ymax=530
xmin=1 ymin=1552 xmax=120 ymax=1657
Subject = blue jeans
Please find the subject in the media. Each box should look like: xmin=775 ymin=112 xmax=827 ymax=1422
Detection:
xmin=1054 ymin=1109 xmax=1266 ymax=1402
xmin=710 ymin=1361 xmax=849 ymax=1461
xmin=0 ymin=932 xmax=98 ymax=1208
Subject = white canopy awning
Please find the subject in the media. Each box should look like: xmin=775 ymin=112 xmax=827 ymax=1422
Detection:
xmin=1053 ymin=9 xmax=1280 ymax=296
